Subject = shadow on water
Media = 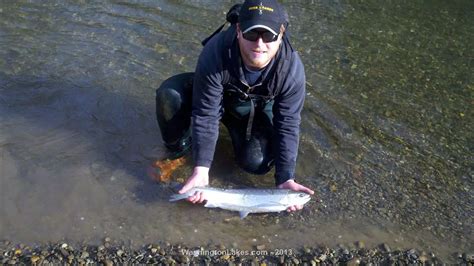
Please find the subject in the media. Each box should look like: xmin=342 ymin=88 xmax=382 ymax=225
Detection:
xmin=0 ymin=73 xmax=162 ymax=186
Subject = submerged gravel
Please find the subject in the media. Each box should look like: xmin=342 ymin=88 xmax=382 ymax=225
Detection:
xmin=1 ymin=239 xmax=472 ymax=265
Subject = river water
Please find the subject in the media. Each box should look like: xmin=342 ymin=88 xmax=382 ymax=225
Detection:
xmin=0 ymin=0 xmax=472 ymax=262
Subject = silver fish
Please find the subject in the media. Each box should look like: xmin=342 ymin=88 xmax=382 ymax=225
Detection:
xmin=169 ymin=186 xmax=311 ymax=218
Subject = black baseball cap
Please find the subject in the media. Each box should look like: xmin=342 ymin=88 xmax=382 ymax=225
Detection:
xmin=238 ymin=0 xmax=286 ymax=35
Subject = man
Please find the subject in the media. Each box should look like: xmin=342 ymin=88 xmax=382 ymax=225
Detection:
xmin=155 ymin=0 xmax=314 ymax=212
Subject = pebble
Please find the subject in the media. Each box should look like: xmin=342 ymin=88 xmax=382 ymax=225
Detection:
xmin=80 ymin=251 xmax=89 ymax=259
xmin=31 ymin=255 xmax=40 ymax=264
xmin=381 ymin=243 xmax=391 ymax=252
xmin=355 ymin=241 xmax=365 ymax=249
xmin=0 ymin=240 xmax=460 ymax=264
xmin=178 ymin=254 xmax=190 ymax=263
xmin=60 ymin=248 xmax=70 ymax=257
xmin=318 ymin=254 xmax=327 ymax=261
xmin=464 ymin=253 xmax=474 ymax=262
xmin=279 ymin=255 xmax=285 ymax=264
xmin=347 ymin=257 xmax=361 ymax=266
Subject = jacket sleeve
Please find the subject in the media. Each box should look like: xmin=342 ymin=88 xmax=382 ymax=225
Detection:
xmin=191 ymin=37 xmax=225 ymax=168
xmin=273 ymin=52 xmax=306 ymax=185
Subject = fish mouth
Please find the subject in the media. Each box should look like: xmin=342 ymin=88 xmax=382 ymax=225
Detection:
xmin=298 ymin=193 xmax=312 ymax=203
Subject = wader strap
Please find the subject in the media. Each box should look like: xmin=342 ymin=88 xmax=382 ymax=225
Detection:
xmin=246 ymin=98 xmax=255 ymax=141
xmin=201 ymin=23 xmax=226 ymax=46
xmin=225 ymin=83 xmax=274 ymax=142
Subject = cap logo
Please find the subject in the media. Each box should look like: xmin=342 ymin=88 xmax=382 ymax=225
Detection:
xmin=248 ymin=2 xmax=274 ymax=15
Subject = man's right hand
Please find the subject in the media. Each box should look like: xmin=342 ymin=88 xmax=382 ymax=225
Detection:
xmin=178 ymin=166 xmax=209 ymax=204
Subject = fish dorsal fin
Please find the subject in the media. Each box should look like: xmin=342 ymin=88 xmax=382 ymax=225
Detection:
xmin=239 ymin=211 xmax=250 ymax=219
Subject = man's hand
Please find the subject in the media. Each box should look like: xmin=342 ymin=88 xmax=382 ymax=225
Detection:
xmin=178 ymin=166 xmax=209 ymax=204
xmin=277 ymin=179 xmax=314 ymax=212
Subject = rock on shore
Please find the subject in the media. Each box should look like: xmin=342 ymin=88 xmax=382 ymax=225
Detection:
xmin=0 ymin=240 xmax=471 ymax=265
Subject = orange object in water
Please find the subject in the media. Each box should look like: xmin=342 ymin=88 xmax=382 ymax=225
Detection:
xmin=148 ymin=157 xmax=186 ymax=182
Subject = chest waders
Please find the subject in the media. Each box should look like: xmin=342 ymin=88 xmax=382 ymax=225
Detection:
xmin=155 ymin=72 xmax=193 ymax=159
xmin=155 ymin=72 xmax=276 ymax=174
xmin=221 ymin=79 xmax=276 ymax=175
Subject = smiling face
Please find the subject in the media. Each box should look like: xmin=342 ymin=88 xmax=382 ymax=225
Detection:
xmin=237 ymin=23 xmax=283 ymax=71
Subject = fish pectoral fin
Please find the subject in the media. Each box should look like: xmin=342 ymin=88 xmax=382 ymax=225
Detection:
xmin=239 ymin=211 xmax=250 ymax=219
xmin=169 ymin=194 xmax=187 ymax=202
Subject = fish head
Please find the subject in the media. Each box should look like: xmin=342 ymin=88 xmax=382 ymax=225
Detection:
xmin=285 ymin=192 xmax=311 ymax=206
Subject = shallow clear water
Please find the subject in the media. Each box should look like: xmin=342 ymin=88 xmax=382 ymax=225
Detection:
xmin=0 ymin=1 xmax=472 ymax=262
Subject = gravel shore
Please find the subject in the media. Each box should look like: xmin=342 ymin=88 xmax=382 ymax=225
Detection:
xmin=1 ymin=239 xmax=472 ymax=265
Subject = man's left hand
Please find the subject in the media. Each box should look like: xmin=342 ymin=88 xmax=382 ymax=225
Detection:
xmin=277 ymin=179 xmax=315 ymax=212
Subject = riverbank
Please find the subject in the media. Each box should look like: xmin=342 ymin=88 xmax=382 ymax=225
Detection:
xmin=1 ymin=239 xmax=472 ymax=265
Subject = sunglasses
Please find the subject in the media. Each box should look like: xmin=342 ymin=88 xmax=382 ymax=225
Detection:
xmin=242 ymin=29 xmax=279 ymax=43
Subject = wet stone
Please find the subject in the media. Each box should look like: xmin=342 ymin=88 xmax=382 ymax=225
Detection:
xmin=292 ymin=257 xmax=300 ymax=264
xmin=31 ymin=255 xmax=40 ymax=264
xmin=381 ymin=243 xmax=391 ymax=253
xmin=355 ymin=241 xmax=365 ymax=249
xmin=60 ymin=248 xmax=70 ymax=257
xmin=463 ymin=253 xmax=474 ymax=262
xmin=419 ymin=254 xmax=428 ymax=263
xmin=80 ymin=251 xmax=89 ymax=259
xmin=318 ymin=254 xmax=327 ymax=262
xmin=178 ymin=254 xmax=190 ymax=263
xmin=116 ymin=249 xmax=124 ymax=257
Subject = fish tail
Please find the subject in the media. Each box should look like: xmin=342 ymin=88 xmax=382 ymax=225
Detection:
xmin=169 ymin=193 xmax=188 ymax=202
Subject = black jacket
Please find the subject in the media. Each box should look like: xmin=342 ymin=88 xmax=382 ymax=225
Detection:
xmin=191 ymin=26 xmax=306 ymax=185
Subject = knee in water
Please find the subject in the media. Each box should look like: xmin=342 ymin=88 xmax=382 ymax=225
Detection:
xmin=156 ymin=88 xmax=183 ymax=121
xmin=237 ymin=137 xmax=273 ymax=175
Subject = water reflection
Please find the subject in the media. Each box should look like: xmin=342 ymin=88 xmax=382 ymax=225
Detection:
xmin=0 ymin=0 xmax=472 ymax=262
